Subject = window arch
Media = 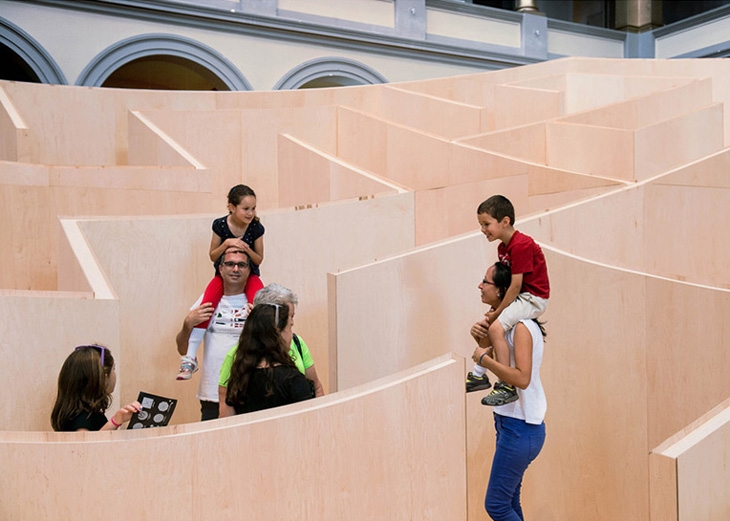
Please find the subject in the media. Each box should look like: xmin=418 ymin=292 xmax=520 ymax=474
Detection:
xmin=0 ymin=17 xmax=66 ymax=84
xmin=76 ymin=34 xmax=252 ymax=91
xmin=274 ymin=57 xmax=387 ymax=90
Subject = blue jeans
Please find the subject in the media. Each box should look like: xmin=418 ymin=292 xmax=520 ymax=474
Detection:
xmin=485 ymin=414 xmax=546 ymax=521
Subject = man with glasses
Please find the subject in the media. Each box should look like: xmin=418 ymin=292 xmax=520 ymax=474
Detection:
xmin=176 ymin=248 xmax=253 ymax=421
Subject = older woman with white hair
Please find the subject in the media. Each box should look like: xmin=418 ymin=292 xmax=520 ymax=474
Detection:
xmin=253 ymin=283 xmax=325 ymax=397
xmin=218 ymin=283 xmax=325 ymax=404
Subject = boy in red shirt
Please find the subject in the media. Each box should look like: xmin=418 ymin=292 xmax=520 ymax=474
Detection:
xmin=466 ymin=195 xmax=550 ymax=406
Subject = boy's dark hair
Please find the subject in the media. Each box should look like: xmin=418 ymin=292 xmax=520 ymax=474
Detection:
xmin=477 ymin=195 xmax=515 ymax=226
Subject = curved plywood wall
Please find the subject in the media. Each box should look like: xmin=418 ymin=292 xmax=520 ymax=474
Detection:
xmin=0 ymin=354 xmax=467 ymax=521
xmin=2 ymin=57 xmax=730 ymax=520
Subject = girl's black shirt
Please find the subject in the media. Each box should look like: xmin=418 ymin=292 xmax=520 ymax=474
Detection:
xmin=233 ymin=365 xmax=312 ymax=415
xmin=60 ymin=410 xmax=108 ymax=431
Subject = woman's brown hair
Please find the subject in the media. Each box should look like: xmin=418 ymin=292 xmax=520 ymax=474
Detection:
xmin=225 ymin=304 xmax=292 ymax=408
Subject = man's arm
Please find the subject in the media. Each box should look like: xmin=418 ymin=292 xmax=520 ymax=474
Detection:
xmin=176 ymin=303 xmax=214 ymax=355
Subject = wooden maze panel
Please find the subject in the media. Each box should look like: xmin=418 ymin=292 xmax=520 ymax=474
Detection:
xmin=1 ymin=58 xmax=730 ymax=520
xmin=0 ymin=354 xmax=467 ymax=521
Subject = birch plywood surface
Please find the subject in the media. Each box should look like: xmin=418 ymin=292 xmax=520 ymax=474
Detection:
xmin=676 ymin=416 xmax=730 ymax=521
xmin=0 ymin=292 xmax=119 ymax=431
xmin=0 ymin=355 xmax=466 ymax=521
xmin=650 ymin=396 xmax=730 ymax=521
xmin=2 ymin=58 xmax=730 ymax=521
xmin=380 ymin=85 xmax=485 ymax=139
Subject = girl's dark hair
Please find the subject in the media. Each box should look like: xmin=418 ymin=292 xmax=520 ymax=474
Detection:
xmin=227 ymin=184 xmax=259 ymax=224
xmin=227 ymin=184 xmax=256 ymax=205
xmin=225 ymin=303 xmax=292 ymax=408
xmin=492 ymin=261 xmax=547 ymax=339
xmin=50 ymin=346 xmax=114 ymax=431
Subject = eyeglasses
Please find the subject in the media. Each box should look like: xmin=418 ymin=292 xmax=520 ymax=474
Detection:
xmin=482 ymin=279 xmax=496 ymax=286
xmin=75 ymin=344 xmax=107 ymax=366
xmin=222 ymin=261 xmax=249 ymax=270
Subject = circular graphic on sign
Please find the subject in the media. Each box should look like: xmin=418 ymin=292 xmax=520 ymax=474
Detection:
xmin=153 ymin=413 xmax=165 ymax=423
xmin=132 ymin=422 xmax=144 ymax=429
xmin=138 ymin=410 xmax=149 ymax=420
xmin=158 ymin=402 xmax=169 ymax=412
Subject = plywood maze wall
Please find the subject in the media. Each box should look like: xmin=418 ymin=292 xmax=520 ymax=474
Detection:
xmin=2 ymin=57 xmax=730 ymax=520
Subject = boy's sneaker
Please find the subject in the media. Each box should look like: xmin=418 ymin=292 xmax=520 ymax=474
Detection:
xmin=481 ymin=381 xmax=518 ymax=406
xmin=176 ymin=355 xmax=199 ymax=381
xmin=465 ymin=372 xmax=491 ymax=393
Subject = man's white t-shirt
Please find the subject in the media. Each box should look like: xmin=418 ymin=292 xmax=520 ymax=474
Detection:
xmin=191 ymin=293 xmax=248 ymax=402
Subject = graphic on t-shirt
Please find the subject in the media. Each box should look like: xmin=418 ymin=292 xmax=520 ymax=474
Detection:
xmin=212 ymin=301 xmax=247 ymax=330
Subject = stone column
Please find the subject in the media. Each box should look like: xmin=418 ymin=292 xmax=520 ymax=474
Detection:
xmin=615 ymin=0 xmax=663 ymax=32
xmin=515 ymin=0 xmax=543 ymax=15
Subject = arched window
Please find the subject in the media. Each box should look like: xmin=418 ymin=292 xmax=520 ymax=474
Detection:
xmin=0 ymin=17 xmax=66 ymax=84
xmin=274 ymin=57 xmax=387 ymax=90
xmin=76 ymin=34 xmax=252 ymax=91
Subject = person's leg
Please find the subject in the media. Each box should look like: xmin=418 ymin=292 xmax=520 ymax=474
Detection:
xmin=466 ymin=319 xmax=491 ymax=393
xmin=200 ymin=400 xmax=219 ymax=421
xmin=482 ymin=299 xmax=528 ymax=406
xmin=482 ymin=319 xmax=519 ymax=405
xmin=177 ymin=275 xmax=222 ymax=380
xmin=485 ymin=414 xmax=525 ymax=521
xmin=176 ymin=348 xmax=201 ymax=381
xmin=511 ymin=420 xmax=545 ymax=520
xmin=518 ymin=294 xmax=548 ymax=320
xmin=176 ymin=322 xmax=204 ymax=380
xmin=466 ymin=366 xmax=492 ymax=392
xmin=511 ymin=479 xmax=524 ymax=521
xmin=485 ymin=415 xmax=545 ymax=521
xmin=196 ymin=275 xmax=224 ymax=330
xmin=488 ymin=319 xmax=510 ymax=368
xmin=244 ymin=274 xmax=264 ymax=305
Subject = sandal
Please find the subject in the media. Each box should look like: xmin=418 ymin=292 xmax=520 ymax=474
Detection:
xmin=176 ymin=356 xmax=199 ymax=381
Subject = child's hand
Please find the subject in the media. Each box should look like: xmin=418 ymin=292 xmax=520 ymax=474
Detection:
xmin=224 ymin=238 xmax=248 ymax=251
xmin=111 ymin=401 xmax=142 ymax=427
